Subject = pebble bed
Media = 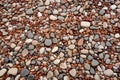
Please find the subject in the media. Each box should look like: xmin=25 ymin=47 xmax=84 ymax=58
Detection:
xmin=0 ymin=0 xmax=120 ymax=80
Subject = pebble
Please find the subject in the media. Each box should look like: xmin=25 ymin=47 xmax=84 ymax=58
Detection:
xmin=25 ymin=39 xmax=33 ymax=44
xmin=106 ymin=41 xmax=112 ymax=47
xmin=81 ymin=21 xmax=90 ymax=27
xmin=39 ymin=47 xmax=45 ymax=54
xmin=10 ymin=43 xmax=16 ymax=48
xmin=26 ymin=8 xmax=34 ymax=15
xmin=69 ymin=69 xmax=77 ymax=77
xmin=44 ymin=39 xmax=52 ymax=46
xmin=94 ymin=74 xmax=100 ymax=80
xmin=32 ymin=40 xmax=39 ymax=45
xmin=52 ymin=46 xmax=58 ymax=53
xmin=64 ymin=76 xmax=69 ymax=80
xmin=27 ymin=74 xmax=34 ymax=80
xmin=37 ymin=7 xmax=45 ymax=12
xmin=104 ymin=69 xmax=113 ymax=76
xmin=20 ymin=68 xmax=29 ymax=76
xmin=14 ymin=46 xmax=21 ymax=51
xmin=22 ymin=49 xmax=28 ymax=57
xmin=8 ymin=68 xmax=18 ymax=75
xmin=81 ymin=49 xmax=89 ymax=54
xmin=115 ymin=33 xmax=120 ymax=38
xmin=47 ymin=71 xmax=53 ymax=78
xmin=50 ymin=15 xmax=57 ymax=20
xmin=68 ymin=44 xmax=75 ymax=49
xmin=84 ymin=63 xmax=90 ymax=70
xmin=60 ymin=62 xmax=67 ymax=69
xmin=54 ymin=70 xmax=59 ymax=76
xmin=110 ymin=5 xmax=117 ymax=10
xmin=91 ymin=59 xmax=99 ymax=67
xmin=99 ymin=9 xmax=105 ymax=15
xmin=37 ymin=12 xmax=42 ymax=17
xmin=78 ymin=38 xmax=84 ymax=46
xmin=90 ymin=67 xmax=95 ymax=74
xmin=28 ymin=45 xmax=34 ymax=50
xmin=27 ymin=31 xmax=33 ymax=38
xmin=15 ymin=75 xmax=20 ymax=80
xmin=53 ymin=59 xmax=60 ymax=64
xmin=0 ymin=68 xmax=7 ymax=77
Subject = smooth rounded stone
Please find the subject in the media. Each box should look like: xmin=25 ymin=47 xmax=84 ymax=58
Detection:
xmin=94 ymin=74 xmax=100 ymax=80
xmin=15 ymin=75 xmax=20 ymax=80
xmin=37 ymin=12 xmax=42 ymax=17
xmin=50 ymin=32 xmax=55 ymax=38
xmin=71 ymin=7 xmax=77 ymax=12
xmin=68 ymin=44 xmax=75 ymax=50
xmin=14 ymin=46 xmax=21 ymax=51
xmin=87 ymin=55 xmax=93 ymax=61
xmin=60 ymin=62 xmax=67 ymax=69
xmin=58 ymin=16 xmax=64 ymax=20
xmin=99 ymin=9 xmax=105 ymax=15
xmin=115 ymin=33 xmax=120 ymax=38
xmin=84 ymin=63 xmax=90 ymax=70
xmin=106 ymin=41 xmax=112 ymax=47
xmin=8 ymin=68 xmax=18 ymax=75
xmin=79 ymin=57 xmax=84 ymax=63
xmin=104 ymin=69 xmax=113 ymax=76
xmin=20 ymin=68 xmax=29 ymax=76
xmin=64 ymin=76 xmax=69 ymax=80
xmin=26 ymin=8 xmax=34 ymax=15
xmin=52 ymin=46 xmax=58 ymax=53
xmin=81 ymin=49 xmax=88 ymax=54
xmin=110 ymin=5 xmax=117 ymax=10
xmin=39 ymin=47 xmax=45 ymax=54
xmin=81 ymin=21 xmax=90 ymax=27
xmin=78 ymin=38 xmax=84 ymax=46
xmin=69 ymin=69 xmax=77 ymax=77
xmin=37 ymin=7 xmax=45 ymax=12
xmin=47 ymin=71 xmax=53 ymax=78
xmin=0 ymin=68 xmax=7 ymax=77
xmin=27 ymin=31 xmax=33 ymax=38
xmin=45 ymin=0 xmax=50 ymax=5
xmin=27 ymin=74 xmax=34 ymax=80
xmin=25 ymin=39 xmax=33 ymax=44
xmin=53 ymin=59 xmax=60 ymax=64
xmin=32 ymin=40 xmax=39 ymax=45
xmin=50 ymin=15 xmax=57 ymax=20
xmin=105 ymin=59 xmax=111 ymax=64
xmin=28 ymin=45 xmax=34 ymax=50
xmin=53 ymin=9 xmax=58 ymax=14
xmin=52 ymin=38 xmax=58 ymax=43
xmin=22 ymin=49 xmax=28 ymax=57
xmin=10 ymin=43 xmax=16 ymax=48
xmin=91 ymin=59 xmax=99 ymax=67
xmin=44 ymin=39 xmax=52 ymax=46
xmin=54 ymin=70 xmax=59 ymax=76
xmin=52 ymin=77 xmax=58 ymax=80
xmin=99 ymin=53 xmax=104 ymax=59
xmin=90 ymin=67 xmax=95 ymax=74
xmin=93 ymin=34 xmax=99 ymax=40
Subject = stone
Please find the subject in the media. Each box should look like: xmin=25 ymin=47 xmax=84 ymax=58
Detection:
xmin=8 ymin=68 xmax=18 ymax=75
xmin=27 ymin=74 xmax=34 ymax=80
xmin=53 ymin=59 xmax=60 ymax=64
xmin=39 ymin=47 xmax=45 ymax=54
xmin=47 ymin=71 xmax=53 ymax=78
xmin=27 ymin=31 xmax=33 ymax=38
xmin=22 ymin=49 xmax=28 ymax=57
xmin=94 ymin=74 xmax=100 ymax=80
xmin=50 ymin=15 xmax=57 ymax=20
xmin=99 ymin=9 xmax=105 ymax=15
xmin=10 ymin=43 xmax=16 ymax=48
xmin=44 ymin=39 xmax=52 ymax=46
xmin=81 ymin=21 xmax=90 ymax=27
xmin=45 ymin=0 xmax=50 ymax=5
xmin=52 ymin=46 xmax=58 ymax=53
xmin=37 ymin=7 xmax=45 ymax=12
xmin=26 ymin=8 xmax=34 ymax=15
xmin=91 ymin=59 xmax=99 ymax=67
xmin=37 ymin=12 xmax=42 ymax=17
xmin=53 ymin=77 xmax=58 ymax=80
xmin=0 ymin=68 xmax=7 ymax=77
xmin=64 ymin=76 xmax=69 ymax=80
xmin=84 ymin=63 xmax=90 ymax=70
xmin=106 ymin=41 xmax=112 ymax=47
xmin=110 ymin=5 xmax=117 ymax=10
xmin=68 ymin=44 xmax=75 ymax=49
xmin=69 ymin=69 xmax=76 ymax=77
xmin=94 ymin=34 xmax=99 ymax=40
xmin=104 ymin=69 xmax=113 ymax=76
xmin=60 ymin=62 xmax=67 ymax=69
xmin=53 ymin=9 xmax=58 ymax=14
xmin=54 ymin=70 xmax=59 ymax=76
xmin=15 ymin=75 xmax=20 ymax=80
xmin=14 ymin=46 xmax=21 ymax=51
xmin=20 ymin=68 xmax=29 ymax=76
xmin=32 ymin=40 xmax=39 ymax=45
xmin=78 ymin=38 xmax=84 ymax=46
xmin=25 ymin=39 xmax=33 ymax=44
xmin=115 ymin=33 xmax=120 ymax=38
xmin=90 ymin=67 xmax=95 ymax=74
xmin=28 ymin=45 xmax=34 ymax=50
xmin=81 ymin=49 xmax=88 ymax=54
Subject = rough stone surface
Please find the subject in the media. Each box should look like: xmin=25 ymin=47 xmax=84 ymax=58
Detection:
xmin=69 ymin=69 xmax=77 ymax=77
xmin=81 ymin=21 xmax=90 ymax=27
xmin=0 ymin=68 xmax=7 ymax=77
xmin=104 ymin=69 xmax=113 ymax=76
xmin=8 ymin=68 xmax=18 ymax=75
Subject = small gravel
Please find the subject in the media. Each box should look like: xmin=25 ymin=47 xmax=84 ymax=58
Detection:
xmin=104 ymin=69 xmax=114 ymax=76
xmin=69 ymin=69 xmax=77 ymax=77
xmin=47 ymin=71 xmax=53 ymax=78
xmin=44 ymin=39 xmax=52 ymax=46
xmin=91 ymin=59 xmax=99 ymax=67
xmin=8 ymin=68 xmax=18 ymax=75
xmin=20 ymin=68 xmax=29 ymax=77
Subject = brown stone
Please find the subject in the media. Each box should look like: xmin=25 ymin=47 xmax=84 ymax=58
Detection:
xmin=78 ymin=38 xmax=84 ymax=46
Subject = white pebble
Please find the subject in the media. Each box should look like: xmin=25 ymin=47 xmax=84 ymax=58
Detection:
xmin=52 ymin=46 xmax=58 ymax=53
xmin=81 ymin=21 xmax=90 ymax=27
xmin=110 ymin=5 xmax=117 ymax=10
xmin=8 ymin=68 xmax=18 ymax=75
xmin=25 ymin=39 xmax=33 ymax=43
xmin=50 ymin=15 xmax=57 ymax=20
xmin=0 ymin=68 xmax=7 ymax=77
xmin=38 ymin=12 xmax=42 ymax=17
xmin=69 ymin=69 xmax=76 ymax=77
xmin=39 ymin=47 xmax=45 ymax=54
xmin=53 ymin=59 xmax=60 ymax=64
xmin=104 ymin=69 xmax=113 ymax=76
xmin=115 ymin=33 xmax=120 ymax=38
xmin=68 ymin=44 xmax=75 ymax=50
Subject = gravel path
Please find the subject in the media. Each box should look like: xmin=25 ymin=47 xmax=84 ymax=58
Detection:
xmin=0 ymin=0 xmax=120 ymax=80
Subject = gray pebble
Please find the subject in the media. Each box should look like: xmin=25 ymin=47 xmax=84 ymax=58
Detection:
xmin=99 ymin=9 xmax=105 ymax=15
xmin=27 ymin=74 xmax=34 ymax=80
xmin=20 ymin=68 xmax=29 ymax=76
xmin=91 ymin=59 xmax=99 ymax=67
xmin=105 ymin=35 xmax=111 ymax=39
xmin=94 ymin=34 xmax=99 ymax=40
xmin=87 ymin=55 xmax=93 ymax=61
xmin=28 ymin=45 xmax=34 ymax=50
xmin=84 ymin=63 xmax=90 ymax=70
xmin=37 ymin=6 xmax=45 ymax=12
xmin=26 ymin=8 xmax=34 ymax=15
xmin=50 ymin=32 xmax=55 ymax=38
xmin=27 ymin=31 xmax=33 ymax=38
xmin=79 ymin=57 xmax=84 ymax=63
xmin=99 ymin=53 xmax=104 ymax=59
xmin=44 ymin=39 xmax=52 ymax=46
xmin=71 ymin=7 xmax=76 ymax=12
xmin=58 ymin=16 xmax=65 ymax=20
xmin=90 ymin=67 xmax=95 ymax=74
xmin=52 ymin=38 xmax=58 ymax=43
xmin=106 ymin=41 xmax=112 ymax=47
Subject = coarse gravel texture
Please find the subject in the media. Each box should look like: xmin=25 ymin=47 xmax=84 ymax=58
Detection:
xmin=0 ymin=0 xmax=120 ymax=80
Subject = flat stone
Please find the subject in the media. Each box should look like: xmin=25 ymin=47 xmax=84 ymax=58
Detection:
xmin=52 ymin=46 xmax=58 ymax=53
xmin=25 ymin=39 xmax=33 ymax=44
xmin=84 ymin=63 xmax=90 ymax=70
xmin=20 ymin=68 xmax=29 ymax=76
xmin=47 ymin=71 xmax=53 ymax=78
xmin=81 ymin=49 xmax=89 ymax=54
xmin=8 ymin=68 xmax=18 ymax=75
xmin=22 ymin=49 xmax=28 ymax=57
xmin=50 ymin=15 xmax=57 ymax=20
xmin=60 ymin=62 xmax=67 ymax=69
xmin=68 ymin=44 xmax=75 ymax=49
xmin=69 ymin=69 xmax=76 ymax=77
xmin=104 ymin=69 xmax=113 ymax=76
xmin=99 ymin=9 xmax=105 ymax=15
xmin=53 ymin=59 xmax=60 ymax=64
xmin=44 ymin=39 xmax=52 ymax=46
xmin=54 ymin=70 xmax=59 ymax=76
xmin=78 ymin=38 xmax=84 ymax=46
xmin=0 ymin=68 xmax=7 ymax=77
xmin=26 ymin=8 xmax=34 ymax=15
xmin=39 ymin=47 xmax=45 ymax=54
xmin=81 ymin=21 xmax=90 ymax=27
xmin=91 ymin=59 xmax=99 ymax=67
